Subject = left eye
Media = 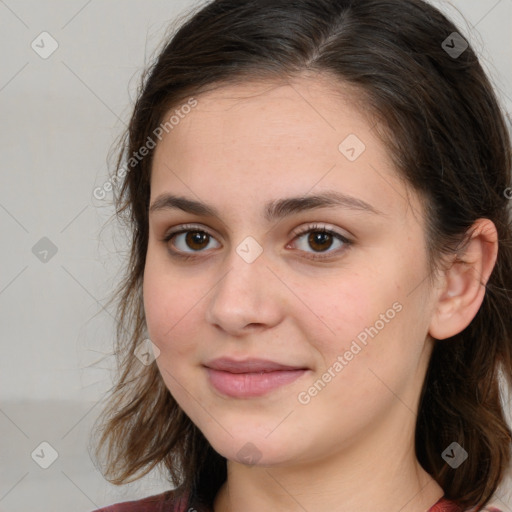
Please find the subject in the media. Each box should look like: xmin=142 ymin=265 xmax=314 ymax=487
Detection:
xmin=289 ymin=225 xmax=351 ymax=258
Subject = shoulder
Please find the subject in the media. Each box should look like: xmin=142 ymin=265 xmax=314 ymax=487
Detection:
xmin=468 ymin=507 xmax=504 ymax=512
xmin=90 ymin=489 xmax=209 ymax=512
xmin=430 ymin=498 xmax=504 ymax=512
xmin=466 ymin=503 xmax=505 ymax=512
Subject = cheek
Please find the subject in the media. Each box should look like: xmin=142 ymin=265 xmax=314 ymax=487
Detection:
xmin=301 ymin=267 xmax=418 ymax=385
xmin=295 ymin=272 xmax=390 ymax=357
xmin=143 ymin=264 xmax=203 ymax=401
xmin=143 ymin=255 xmax=201 ymax=358
xmin=317 ymin=299 xmax=429 ymax=423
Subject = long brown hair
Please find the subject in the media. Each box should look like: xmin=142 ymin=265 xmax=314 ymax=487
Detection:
xmin=90 ymin=1 xmax=512 ymax=510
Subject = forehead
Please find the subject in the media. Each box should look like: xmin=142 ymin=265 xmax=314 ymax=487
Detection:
xmin=157 ymin=76 xmax=374 ymax=154
xmin=150 ymin=75 xmax=416 ymax=222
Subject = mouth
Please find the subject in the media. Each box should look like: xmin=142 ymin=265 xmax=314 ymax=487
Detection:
xmin=203 ymin=358 xmax=309 ymax=398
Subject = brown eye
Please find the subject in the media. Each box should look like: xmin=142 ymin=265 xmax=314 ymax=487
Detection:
xmin=184 ymin=231 xmax=210 ymax=250
xmin=290 ymin=224 xmax=352 ymax=261
xmin=163 ymin=227 xmax=221 ymax=255
xmin=307 ymin=231 xmax=334 ymax=252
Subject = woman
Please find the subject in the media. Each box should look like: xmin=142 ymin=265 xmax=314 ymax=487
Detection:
xmin=90 ymin=0 xmax=512 ymax=510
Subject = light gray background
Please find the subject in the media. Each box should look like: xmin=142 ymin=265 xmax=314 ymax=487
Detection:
xmin=1 ymin=1 xmax=511 ymax=511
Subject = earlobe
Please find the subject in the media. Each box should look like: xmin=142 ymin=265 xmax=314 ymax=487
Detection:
xmin=428 ymin=219 xmax=498 ymax=341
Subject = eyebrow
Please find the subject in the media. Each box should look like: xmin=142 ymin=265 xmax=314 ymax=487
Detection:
xmin=149 ymin=191 xmax=383 ymax=221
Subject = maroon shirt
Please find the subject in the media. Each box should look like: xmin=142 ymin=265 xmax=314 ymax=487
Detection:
xmin=91 ymin=490 xmax=503 ymax=512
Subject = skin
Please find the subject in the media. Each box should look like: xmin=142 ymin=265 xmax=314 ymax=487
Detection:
xmin=143 ymin=74 xmax=498 ymax=512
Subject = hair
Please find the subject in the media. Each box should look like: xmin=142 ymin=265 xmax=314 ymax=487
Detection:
xmin=90 ymin=0 xmax=512 ymax=510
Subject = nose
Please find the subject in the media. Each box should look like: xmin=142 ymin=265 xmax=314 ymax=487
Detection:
xmin=205 ymin=242 xmax=285 ymax=335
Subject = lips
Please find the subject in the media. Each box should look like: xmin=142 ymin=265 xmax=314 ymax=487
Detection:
xmin=203 ymin=358 xmax=309 ymax=398
xmin=204 ymin=357 xmax=307 ymax=373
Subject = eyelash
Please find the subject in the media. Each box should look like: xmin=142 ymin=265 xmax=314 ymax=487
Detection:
xmin=161 ymin=223 xmax=353 ymax=261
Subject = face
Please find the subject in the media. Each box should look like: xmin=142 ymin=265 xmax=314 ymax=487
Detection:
xmin=143 ymin=75 xmax=438 ymax=468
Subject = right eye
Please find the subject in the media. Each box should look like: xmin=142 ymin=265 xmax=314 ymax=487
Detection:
xmin=162 ymin=224 xmax=221 ymax=257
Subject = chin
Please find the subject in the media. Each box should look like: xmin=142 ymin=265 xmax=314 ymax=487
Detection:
xmin=203 ymin=427 xmax=302 ymax=468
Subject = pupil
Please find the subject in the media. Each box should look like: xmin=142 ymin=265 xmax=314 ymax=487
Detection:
xmin=309 ymin=232 xmax=332 ymax=252
xmin=187 ymin=231 xmax=208 ymax=250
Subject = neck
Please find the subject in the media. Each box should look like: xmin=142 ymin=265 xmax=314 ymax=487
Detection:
xmin=212 ymin=408 xmax=444 ymax=512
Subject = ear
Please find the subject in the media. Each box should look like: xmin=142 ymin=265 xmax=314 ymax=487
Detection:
xmin=429 ymin=218 xmax=498 ymax=340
